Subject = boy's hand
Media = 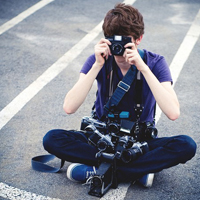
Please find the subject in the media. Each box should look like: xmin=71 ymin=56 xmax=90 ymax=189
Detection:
xmin=123 ymin=43 xmax=146 ymax=72
xmin=94 ymin=38 xmax=112 ymax=67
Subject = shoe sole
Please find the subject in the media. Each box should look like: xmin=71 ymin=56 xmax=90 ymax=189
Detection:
xmin=66 ymin=163 xmax=82 ymax=182
xmin=144 ymin=173 xmax=154 ymax=187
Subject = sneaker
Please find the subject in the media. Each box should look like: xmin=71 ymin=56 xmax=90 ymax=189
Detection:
xmin=138 ymin=173 xmax=154 ymax=188
xmin=67 ymin=163 xmax=96 ymax=182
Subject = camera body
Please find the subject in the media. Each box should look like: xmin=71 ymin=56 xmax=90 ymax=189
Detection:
xmin=106 ymin=35 xmax=132 ymax=56
xmin=80 ymin=116 xmax=107 ymax=133
xmin=120 ymin=141 xmax=149 ymax=163
xmin=135 ymin=121 xmax=158 ymax=141
xmin=84 ymin=125 xmax=114 ymax=152
xmin=88 ymin=152 xmax=117 ymax=197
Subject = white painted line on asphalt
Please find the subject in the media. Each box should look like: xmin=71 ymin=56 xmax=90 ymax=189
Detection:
xmin=155 ymin=8 xmax=200 ymax=123
xmin=0 ymin=0 xmax=55 ymax=35
xmin=0 ymin=21 xmax=103 ymax=131
xmin=100 ymin=182 xmax=131 ymax=200
xmin=170 ymin=9 xmax=200 ymax=83
xmin=0 ymin=182 xmax=61 ymax=200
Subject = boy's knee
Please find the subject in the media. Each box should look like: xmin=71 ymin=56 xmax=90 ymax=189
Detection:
xmin=178 ymin=135 xmax=197 ymax=162
xmin=43 ymin=129 xmax=57 ymax=151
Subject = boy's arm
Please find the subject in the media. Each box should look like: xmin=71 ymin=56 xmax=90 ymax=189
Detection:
xmin=63 ymin=64 xmax=101 ymax=114
xmin=63 ymin=38 xmax=111 ymax=114
xmin=141 ymin=68 xmax=180 ymax=120
xmin=124 ymin=43 xmax=180 ymax=120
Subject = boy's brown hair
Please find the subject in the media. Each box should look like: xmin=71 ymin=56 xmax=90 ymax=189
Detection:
xmin=102 ymin=3 xmax=144 ymax=40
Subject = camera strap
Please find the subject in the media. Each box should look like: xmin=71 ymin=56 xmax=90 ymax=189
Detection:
xmin=134 ymin=70 xmax=144 ymax=120
xmin=103 ymin=49 xmax=145 ymax=119
xmin=31 ymin=154 xmax=65 ymax=173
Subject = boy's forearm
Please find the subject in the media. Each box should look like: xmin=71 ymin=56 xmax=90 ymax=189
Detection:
xmin=141 ymin=64 xmax=180 ymax=120
xmin=63 ymin=62 xmax=102 ymax=114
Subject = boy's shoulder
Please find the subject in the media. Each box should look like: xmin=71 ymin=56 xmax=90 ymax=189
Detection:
xmin=143 ymin=49 xmax=164 ymax=61
xmin=143 ymin=49 xmax=167 ymax=69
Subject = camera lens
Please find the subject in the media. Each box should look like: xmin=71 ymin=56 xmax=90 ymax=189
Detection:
xmin=108 ymin=122 xmax=120 ymax=133
xmin=121 ymin=149 xmax=136 ymax=163
xmin=97 ymin=140 xmax=108 ymax=151
xmin=85 ymin=125 xmax=96 ymax=132
xmin=121 ymin=147 xmax=141 ymax=163
xmin=121 ymin=150 xmax=132 ymax=163
xmin=145 ymin=127 xmax=158 ymax=139
xmin=112 ymin=44 xmax=123 ymax=55
xmin=92 ymin=176 xmax=102 ymax=187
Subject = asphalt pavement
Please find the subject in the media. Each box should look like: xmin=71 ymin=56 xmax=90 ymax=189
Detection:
xmin=0 ymin=0 xmax=200 ymax=200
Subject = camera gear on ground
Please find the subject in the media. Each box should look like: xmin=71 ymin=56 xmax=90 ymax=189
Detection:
xmin=80 ymin=110 xmax=157 ymax=197
xmin=88 ymin=152 xmax=118 ymax=197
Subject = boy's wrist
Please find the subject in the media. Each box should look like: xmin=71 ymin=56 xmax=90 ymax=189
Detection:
xmin=93 ymin=61 xmax=104 ymax=70
xmin=140 ymin=63 xmax=150 ymax=74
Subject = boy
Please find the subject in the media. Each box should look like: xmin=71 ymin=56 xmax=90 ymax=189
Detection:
xmin=43 ymin=3 xmax=196 ymax=187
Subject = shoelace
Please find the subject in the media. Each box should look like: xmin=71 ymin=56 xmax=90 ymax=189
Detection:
xmin=82 ymin=166 xmax=96 ymax=186
xmin=86 ymin=166 xmax=96 ymax=179
xmin=83 ymin=176 xmax=93 ymax=186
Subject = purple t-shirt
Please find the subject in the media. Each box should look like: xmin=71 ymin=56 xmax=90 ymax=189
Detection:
xmin=80 ymin=49 xmax=172 ymax=122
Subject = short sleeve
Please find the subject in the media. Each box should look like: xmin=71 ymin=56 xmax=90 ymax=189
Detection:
xmin=153 ymin=57 xmax=173 ymax=83
xmin=80 ymin=54 xmax=96 ymax=74
xmin=144 ymin=50 xmax=173 ymax=84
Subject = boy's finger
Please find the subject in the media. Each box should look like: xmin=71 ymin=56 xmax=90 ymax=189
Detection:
xmin=124 ymin=42 xmax=136 ymax=50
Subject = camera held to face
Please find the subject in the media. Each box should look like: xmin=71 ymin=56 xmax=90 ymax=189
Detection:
xmin=106 ymin=35 xmax=132 ymax=56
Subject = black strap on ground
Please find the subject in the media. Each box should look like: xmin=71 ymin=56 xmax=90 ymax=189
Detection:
xmin=31 ymin=154 xmax=65 ymax=173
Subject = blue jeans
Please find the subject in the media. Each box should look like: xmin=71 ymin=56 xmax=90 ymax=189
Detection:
xmin=43 ymin=129 xmax=196 ymax=182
